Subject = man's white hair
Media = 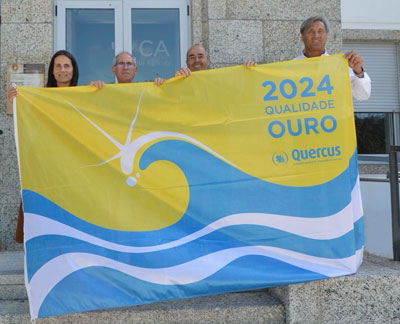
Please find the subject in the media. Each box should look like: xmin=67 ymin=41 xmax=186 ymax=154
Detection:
xmin=113 ymin=51 xmax=137 ymax=66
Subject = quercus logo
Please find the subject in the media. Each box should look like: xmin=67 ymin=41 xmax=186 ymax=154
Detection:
xmin=272 ymin=152 xmax=289 ymax=166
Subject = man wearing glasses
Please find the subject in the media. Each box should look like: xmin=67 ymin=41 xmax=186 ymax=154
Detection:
xmin=91 ymin=52 xmax=138 ymax=88
xmin=112 ymin=52 xmax=138 ymax=83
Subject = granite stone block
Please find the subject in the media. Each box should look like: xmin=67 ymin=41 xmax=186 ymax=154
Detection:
xmin=0 ymin=251 xmax=24 ymax=276
xmin=0 ymin=122 xmax=17 ymax=159
xmin=0 ymin=285 xmax=27 ymax=301
xmin=0 ymin=204 xmax=21 ymax=251
xmin=0 ymin=135 xmax=19 ymax=194
xmin=0 ymin=112 xmax=20 ymax=207
xmin=0 ymin=156 xmax=20 ymax=192
xmin=343 ymin=29 xmax=400 ymax=41
xmin=0 ymin=192 xmax=20 ymax=207
xmin=226 ymin=0 xmax=340 ymax=21
xmin=263 ymin=20 xmax=303 ymax=63
xmin=269 ymin=258 xmax=400 ymax=324
xmin=209 ymin=20 xmax=263 ymax=64
xmin=262 ymin=20 xmax=342 ymax=63
xmin=0 ymin=23 xmax=53 ymax=63
xmin=0 ymin=291 xmax=285 ymax=324
xmin=208 ymin=0 xmax=226 ymax=19
xmin=324 ymin=21 xmax=343 ymax=55
xmin=201 ymin=0 xmax=208 ymax=23
xmin=0 ymin=63 xmax=9 ymax=112
xmin=201 ymin=21 xmax=210 ymax=51
xmin=191 ymin=0 xmax=204 ymax=44
xmin=210 ymin=63 xmax=237 ymax=69
xmin=0 ymin=252 xmax=26 ymax=300
xmin=1 ymin=0 xmax=53 ymax=24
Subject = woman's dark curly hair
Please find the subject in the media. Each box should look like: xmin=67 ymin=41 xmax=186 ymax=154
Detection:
xmin=46 ymin=50 xmax=79 ymax=87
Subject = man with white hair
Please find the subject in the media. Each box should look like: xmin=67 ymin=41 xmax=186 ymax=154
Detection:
xmin=90 ymin=51 xmax=138 ymax=88
xmin=296 ymin=16 xmax=371 ymax=101
xmin=245 ymin=16 xmax=371 ymax=100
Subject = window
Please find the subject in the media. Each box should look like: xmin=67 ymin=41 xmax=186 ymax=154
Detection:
xmin=343 ymin=42 xmax=400 ymax=155
xmin=55 ymin=0 xmax=190 ymax=84
xmin=355 ymin=112 xmax=392 ymax=154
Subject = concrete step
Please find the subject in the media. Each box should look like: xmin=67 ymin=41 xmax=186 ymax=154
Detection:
xmin=0 ymin=252 xmax=24 ymax=275
xmin=0 ymin=251 xmax=26 ymax=301
xmin=4 ymin=250 xmax=400 ymax=324
xmin=0 ymin=291 xmax=285 ymax=324
xmin=0 ymin=274 xmax=26 ymax=301
xmin=0 ymin=251 xmax=285 ymax=324
xmin=269 ymin=252 xmax=400 ymax=324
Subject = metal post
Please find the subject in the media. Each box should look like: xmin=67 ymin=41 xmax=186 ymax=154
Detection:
xmin=389 ymin=145 xmax=400 ymax=261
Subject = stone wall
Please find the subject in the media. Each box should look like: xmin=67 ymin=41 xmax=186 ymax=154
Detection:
xmin=197 ymin=0 xmax=342 ymax=68
xmin=0 ymin=0 xmax=53 ymax=250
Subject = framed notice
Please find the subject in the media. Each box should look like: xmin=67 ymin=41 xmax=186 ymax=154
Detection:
xmin=6 ymin=64 xmax=45 ymax=115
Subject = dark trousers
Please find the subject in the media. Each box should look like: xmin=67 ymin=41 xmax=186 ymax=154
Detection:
xmin=15 ymin=202 xmax=24 ymax=243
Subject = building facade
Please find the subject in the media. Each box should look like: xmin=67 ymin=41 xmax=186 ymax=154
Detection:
xmin=0 ymin=0 xmax=399 ymax=250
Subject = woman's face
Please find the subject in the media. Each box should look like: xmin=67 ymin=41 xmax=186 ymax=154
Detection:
xmin=53 ymin=55 xmax=73 ymax=87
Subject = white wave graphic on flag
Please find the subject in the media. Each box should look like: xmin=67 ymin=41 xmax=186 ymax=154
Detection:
xmin=25 ymin=180 xmax=363 ymax=318
xmin=25 ymin=179 xmax=362 ymax=253
xmin=28 ymin=247 xmax=363 ymax=318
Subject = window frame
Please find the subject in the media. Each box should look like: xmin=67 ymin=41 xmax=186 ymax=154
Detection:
xmin=55 ymin=1 xmax=124 ymax=55
xmin=54 ymin=0 xmax=191 ymax=81
xmin=343 ymin=41 xmax=400 ymax=159
xmin=123 ymin=0 xmax=190 ymax=70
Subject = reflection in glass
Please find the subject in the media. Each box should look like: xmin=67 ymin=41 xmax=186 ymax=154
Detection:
xmin=66 ymin=9 xmax=115 ymax=85
xmin=355 ymin=113 xmax=392 ymax=154
xmin=132 ymin=9 xmax=180 ymax=82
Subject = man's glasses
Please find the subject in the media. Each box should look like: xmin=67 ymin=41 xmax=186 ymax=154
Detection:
xmin=116 ymin=62 xmax=135 ymax=68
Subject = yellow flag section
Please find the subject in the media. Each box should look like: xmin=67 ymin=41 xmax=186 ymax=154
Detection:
xmin=15 ymin=54 xmax=354 ymax=232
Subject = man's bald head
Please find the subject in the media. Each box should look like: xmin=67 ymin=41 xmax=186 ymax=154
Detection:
xmin=186 ymin=44 xmax=210 ymax=71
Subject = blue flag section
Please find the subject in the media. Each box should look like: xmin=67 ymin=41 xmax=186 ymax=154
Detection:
xmin=15 ymin=55 xmax=363 ymax=319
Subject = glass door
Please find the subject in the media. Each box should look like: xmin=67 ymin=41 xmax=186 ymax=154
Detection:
xmin=56 ymin=1 xmax=123 ymax=85
xmin=55 ymin=0 xmax=190 ymax=84
xmin=124 ymin=0 xmax=189 ymax=81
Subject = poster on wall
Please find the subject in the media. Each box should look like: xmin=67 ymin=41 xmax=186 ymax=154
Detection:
xmin=6 ymin=64 xmax=44 ymax=114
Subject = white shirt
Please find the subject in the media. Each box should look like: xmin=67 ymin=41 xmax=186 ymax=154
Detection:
xmin=295 ymin=51 xmax=371 ymax=101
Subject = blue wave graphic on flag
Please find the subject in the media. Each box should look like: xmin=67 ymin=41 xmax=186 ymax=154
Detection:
xmin=24 ymin=140 xmax=358 ymax=240
xmin=26 ymin=217 xmax=363 ymax=279
xmin=39 ymin=257 xmax=325 ymax=317
xmin=23 ymin=140 xmax=363 ymax=318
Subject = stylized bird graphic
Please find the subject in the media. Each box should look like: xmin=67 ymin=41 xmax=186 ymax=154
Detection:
xmin=65 ymin=89 xmax=238 ymax=187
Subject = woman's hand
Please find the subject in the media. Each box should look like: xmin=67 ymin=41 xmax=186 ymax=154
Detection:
xmin=8 ymin=87 xmax=18 ymax=103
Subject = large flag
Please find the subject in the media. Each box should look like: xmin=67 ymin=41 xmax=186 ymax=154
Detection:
xmin=15 ymin=55 xmax=363 ymax=319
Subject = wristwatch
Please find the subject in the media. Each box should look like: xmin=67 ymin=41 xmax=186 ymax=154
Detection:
xmin=354 ymin=67 xmax=365 ymax=78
